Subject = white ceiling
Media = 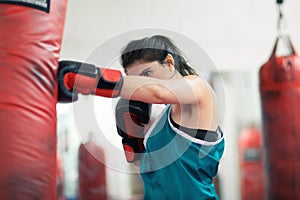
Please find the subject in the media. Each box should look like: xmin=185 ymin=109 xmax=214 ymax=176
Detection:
xmin=60 ymin=0 xmax=300 ymax=72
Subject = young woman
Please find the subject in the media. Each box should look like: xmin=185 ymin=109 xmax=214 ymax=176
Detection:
xmin=118 ymin=35 xmax=225 ymax=199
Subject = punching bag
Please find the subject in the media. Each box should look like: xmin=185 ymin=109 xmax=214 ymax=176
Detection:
xmin=79 ymin=138 xmax=107 ymax=200
xmin=0 ymin=1 xmax=67 ymax=199
xmin=57 ymin=155 xmax=66 ymax=200
xmin=238 ymin=127 xmax=264 ymax=200
xmin=259 ymin=35 xmax=300 ymax=200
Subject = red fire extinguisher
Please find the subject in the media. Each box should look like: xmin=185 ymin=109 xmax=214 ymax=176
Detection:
xmin=238 ymin=126 xmax=264 ymax=200
xmin=78 ymin=136 xmax=107 ymax=200
xmin=259 ymin=34 xmax=300 ymax=200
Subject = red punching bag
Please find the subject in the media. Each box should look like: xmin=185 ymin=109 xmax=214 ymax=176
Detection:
xmin=0 ymin=1 xmax=67 ymax=199
xmin=238 ymin=127 xmax=264 ymax=200
xmin=259 ymin=35 xmax=300 ymax=200
xmin=57 ymin=155 xmax=66 ymax=200
xmin=79 ymin=137 xmax=107 ymax=200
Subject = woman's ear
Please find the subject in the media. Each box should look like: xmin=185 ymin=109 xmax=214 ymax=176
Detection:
xmin=164 ymin=54 xmax=175 ymax=68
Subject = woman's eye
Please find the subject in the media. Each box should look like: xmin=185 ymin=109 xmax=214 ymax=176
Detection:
xmin=142 ymin=70 xmax=152 ymax=77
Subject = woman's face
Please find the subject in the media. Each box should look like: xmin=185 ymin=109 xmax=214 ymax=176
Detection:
xmin=125 ymin=55 xmax=176 ymax=79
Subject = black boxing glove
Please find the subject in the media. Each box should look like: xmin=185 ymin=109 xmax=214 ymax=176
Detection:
xmin=57 ymin=60 xmax=123 ymax=103
xmin=115 ymin=98 xmax=152 ymax=163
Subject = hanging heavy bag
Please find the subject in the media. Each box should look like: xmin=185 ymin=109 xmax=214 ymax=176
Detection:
xmin=238 ymin=127 xmax=264 ymax=200
xmin=78 ymin=138 xmax=107 ymax=200
xmin=0 ymin=1 xmax=67 ymax=199
xmin=259 ymin=35 xmax=300 ymax=200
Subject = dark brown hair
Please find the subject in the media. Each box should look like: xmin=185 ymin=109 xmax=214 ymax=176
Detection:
xmin=121 ymin=35 xmax=198 ymax=76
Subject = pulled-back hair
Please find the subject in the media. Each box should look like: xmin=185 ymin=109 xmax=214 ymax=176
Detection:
xmin=121 ymin=35 xmax=198 ymax=76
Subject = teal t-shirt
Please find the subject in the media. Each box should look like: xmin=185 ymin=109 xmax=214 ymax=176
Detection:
xmin=140 ymin=106 xmax=225 ymax=200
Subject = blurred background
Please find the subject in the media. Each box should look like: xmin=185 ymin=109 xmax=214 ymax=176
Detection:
xmin=55 ymin=0 xmax=300 ymax=199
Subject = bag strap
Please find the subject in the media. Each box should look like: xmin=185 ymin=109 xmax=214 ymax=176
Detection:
xmin=270 ymin=34 xmax=297 ymax=58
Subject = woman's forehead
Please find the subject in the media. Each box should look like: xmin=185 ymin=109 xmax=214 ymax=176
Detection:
xmin=126 ymin=60 xmax=160 ymax=75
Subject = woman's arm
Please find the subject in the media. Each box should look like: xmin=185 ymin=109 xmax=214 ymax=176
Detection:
xmin=120 ymin=75 xmax=213 ymax=105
